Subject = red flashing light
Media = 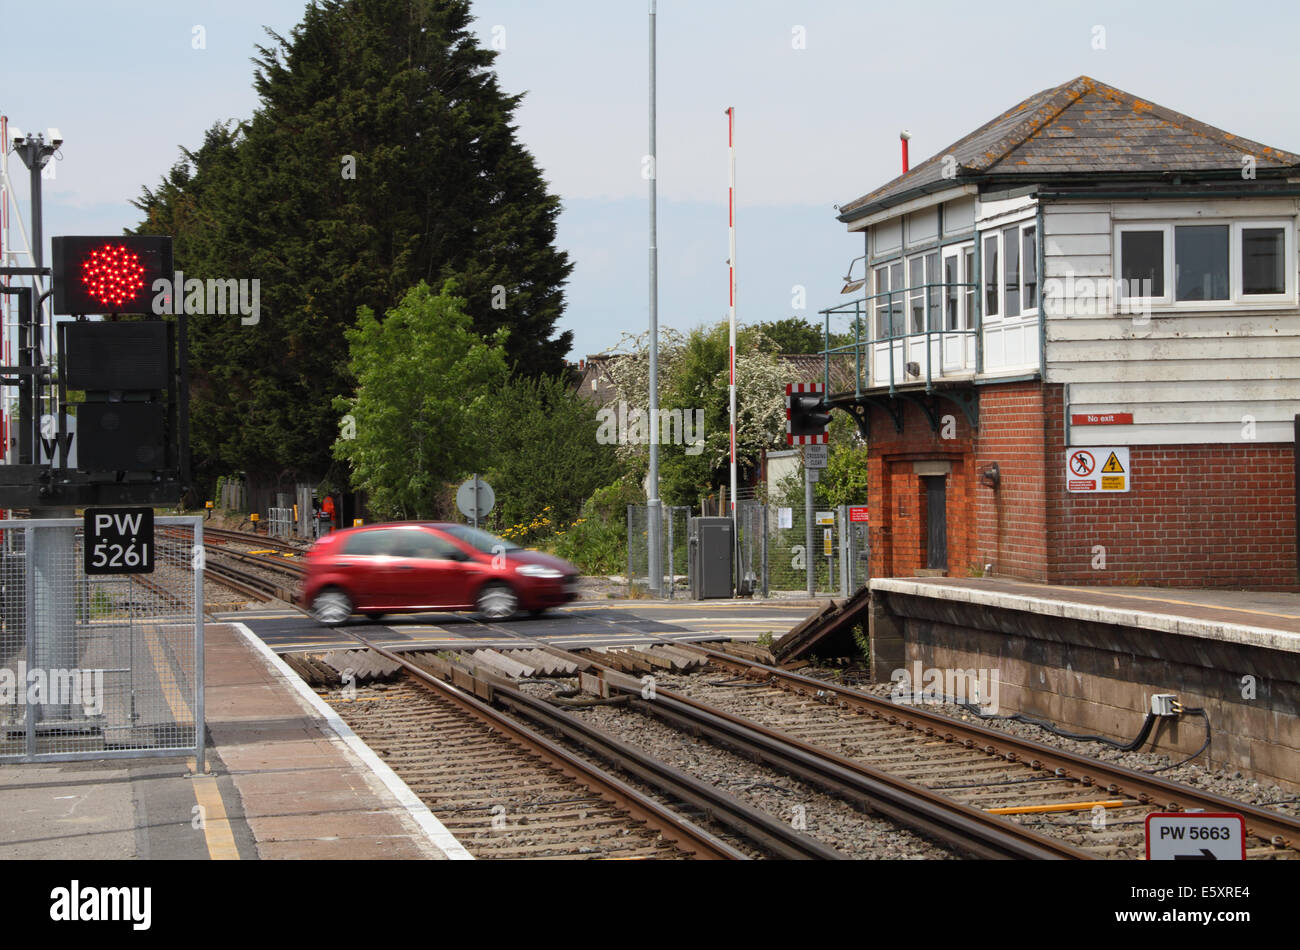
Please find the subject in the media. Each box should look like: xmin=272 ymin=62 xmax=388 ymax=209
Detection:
xmin=80 ymin=243 xmax=147 ymax=309
xmin=51 ymin=235 xmax=172 ymax=315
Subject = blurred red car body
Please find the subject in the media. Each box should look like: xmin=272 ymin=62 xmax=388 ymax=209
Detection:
xmin=299 ymin=522 xmax=579 ymax=625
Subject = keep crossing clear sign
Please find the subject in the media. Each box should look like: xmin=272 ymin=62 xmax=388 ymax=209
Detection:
xmin=84 ymin=507 xmax=155 ymax=575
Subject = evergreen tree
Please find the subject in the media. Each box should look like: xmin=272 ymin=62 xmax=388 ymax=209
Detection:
xmin=134 ymin=0 xmax=573 ymax=484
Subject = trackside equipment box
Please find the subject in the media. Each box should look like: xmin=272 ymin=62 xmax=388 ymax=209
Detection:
xmin=689 ymin=517 xmax=733 ymax=599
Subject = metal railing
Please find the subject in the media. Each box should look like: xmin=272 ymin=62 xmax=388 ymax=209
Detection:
xmin=0 ymin=517 xmax=205 ymax=767
xmin=820 ymin=281 xmax=979 ymax=397
xmin=267 ymin=507 xmax=294 ymax=540
xmin=626 ymin=505 xmax=691 ymax=597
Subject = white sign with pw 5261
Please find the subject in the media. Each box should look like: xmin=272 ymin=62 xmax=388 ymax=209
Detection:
xmin=83 ymin=508 xmax=155 ymax=575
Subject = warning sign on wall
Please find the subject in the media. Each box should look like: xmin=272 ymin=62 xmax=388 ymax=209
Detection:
xmin=1066 ymin=447 xmax=1130 ymax=493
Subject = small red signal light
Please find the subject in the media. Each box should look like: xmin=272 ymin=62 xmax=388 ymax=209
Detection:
xmin=80 ymin=243 xmax=148 ymax=309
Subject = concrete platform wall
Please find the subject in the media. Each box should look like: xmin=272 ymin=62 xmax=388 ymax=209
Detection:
xmin=873 ymin=590 xmax=1299 ymax=791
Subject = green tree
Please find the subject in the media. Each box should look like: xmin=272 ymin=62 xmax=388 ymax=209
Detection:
xmin=134 ymin=0 xmax=573 ymax=485
xmin=334 ymin=281 xmax=509 ymax=519
xmin=601 ymin=323 xmax=819 ymax=506
xmin=818 ymin=412 xmax=870 ymax=508
xmin=481 ymin=375 xmax=624 ymax=534
xmin=754 ymin=317 xmax=823 ymax=354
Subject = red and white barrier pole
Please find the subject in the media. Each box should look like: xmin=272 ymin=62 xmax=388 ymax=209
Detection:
xmin=727 ymin=107 xmax=737 ymax=524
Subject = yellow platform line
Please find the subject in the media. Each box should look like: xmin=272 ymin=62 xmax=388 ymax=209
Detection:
xmin=1056 ymin=586 xmax=1300 ymax=623
xmin=190 ymin=770 xmax=240 ymax=860
xmin=140 ymin=619 xmax=239 ymax=859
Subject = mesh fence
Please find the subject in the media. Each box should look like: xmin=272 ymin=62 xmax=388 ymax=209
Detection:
xmin=735 ymin=501 xmax=767 ymax=596
xmin=764 ymin=498 xmax=840 ymax=595
xmin=626 ymin=505 xmax=691 ymax=597
xmin=0 ymin=517 xmax=204 ymax=764
xmin=841 ymin=507 xmax=871 ymax=595
xmin=627 ymin=499 xmax=870 ymax=598
xmin=267 ymin=507 xmax=294 ymax=540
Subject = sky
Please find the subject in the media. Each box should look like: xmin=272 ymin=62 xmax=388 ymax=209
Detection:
xmin=3 ymin=0 xmax=1300 ymax=360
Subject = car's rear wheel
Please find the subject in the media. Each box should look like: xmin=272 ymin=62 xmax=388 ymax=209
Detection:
xmin=311 ymin=588 xmax=353 ymax=626
xmin=475 ymin=582 xmax=518 ymax=620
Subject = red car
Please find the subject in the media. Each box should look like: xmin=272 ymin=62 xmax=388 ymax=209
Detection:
xmin=300 ymin=522 xmax=580 ymax=626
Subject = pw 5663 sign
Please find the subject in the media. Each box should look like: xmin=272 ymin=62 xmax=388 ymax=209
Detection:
xmin=84 ymin=508 xmax=155 ymax=575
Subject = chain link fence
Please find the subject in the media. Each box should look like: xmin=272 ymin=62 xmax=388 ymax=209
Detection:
xmin=625 ymin=500 xmax=869 ymax=598
xmin=735 ymin=500 xmax=767 ymax=597
xmin=626 ymin=505 xmax=690 ymax=597
xmin=1 ymin=517 xmax=204 ymax=766
xmin=839 ymin=507 xmax=871 ymax=595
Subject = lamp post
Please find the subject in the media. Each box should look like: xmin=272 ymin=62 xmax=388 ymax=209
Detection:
xmin=646 ymin=0 xmax=662 ymax=595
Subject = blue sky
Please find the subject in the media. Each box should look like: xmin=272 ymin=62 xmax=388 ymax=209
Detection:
xmin=4 ymin=0 xmax=1300 ymax=359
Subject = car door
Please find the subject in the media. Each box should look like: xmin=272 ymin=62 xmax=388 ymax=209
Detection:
xmin=339 ymin=528 xmax=406 ymax=609
xmin=388 ymin=529 xmax=479 ymax=610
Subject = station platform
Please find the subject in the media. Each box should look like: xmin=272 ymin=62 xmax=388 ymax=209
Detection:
xmin=871 ymin=577 xmax=1300 ymax=651
xmin=0 ymin=623 xmax=468 ymax=861
xmin=866 ymin=577 xmax=1300 ymax=790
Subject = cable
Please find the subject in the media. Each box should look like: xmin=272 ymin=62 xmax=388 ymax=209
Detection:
xmin=1146 ymin=707 xmax=1211 ymax=773
xmin=897 ymin=690 xmax=1163 ymax=752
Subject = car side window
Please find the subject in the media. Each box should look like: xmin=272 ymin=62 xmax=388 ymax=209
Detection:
xmin=392 ymin=532 xmax=463 ymax=560
xmin=343 ymin=530 xmax=402 ymax=556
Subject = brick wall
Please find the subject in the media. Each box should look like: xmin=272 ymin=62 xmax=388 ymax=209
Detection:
xmin=973 ymin=383 xmax=1051 ymax=581
xmin=1043 ymin=385 xmax=1298 ymax=590
xmin=865 ymin=401 xmax=974 ymax=579
xmin=860 ymin=380 xmax=1297 ymax=589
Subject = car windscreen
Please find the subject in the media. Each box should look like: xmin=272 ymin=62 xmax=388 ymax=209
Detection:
xmin=439 ymin=525 xmax=523 ymax=555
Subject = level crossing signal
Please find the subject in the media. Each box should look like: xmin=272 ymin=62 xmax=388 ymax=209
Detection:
xmin=786 ymin=383 xmax=831 ymax=445
xmin=51 ymin=235 xmax=173 ymax=315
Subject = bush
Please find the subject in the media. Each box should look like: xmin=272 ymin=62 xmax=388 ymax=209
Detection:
xmin=550 ymin=478 xmax=643 ymax=575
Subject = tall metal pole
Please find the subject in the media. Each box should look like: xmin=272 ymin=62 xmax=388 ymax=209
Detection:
xmin=15 ymin=132 xmax=76 ymax=725
xmin=805 ymin=466 xmax=816 ymax=596
xmin=646 ymin=0 xmax=662 ymax=595
xmin=727 ymin=107 xmax=737 ymax=535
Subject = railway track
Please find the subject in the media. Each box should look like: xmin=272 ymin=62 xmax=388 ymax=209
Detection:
xmin=291 ymin=644 xmax=847 ymax=859
xmin=625 ymin=643 xmax=1300 ymax=859
xmin=316 ymin=633 xmax=1084 ymax=859
xmin=181 ymin=534 xmax=1297 ymax=859
xmin=322 ymin=615 xmax=1299 ymax=861
xmin=153 ymin=525 xmax=306 ymax=606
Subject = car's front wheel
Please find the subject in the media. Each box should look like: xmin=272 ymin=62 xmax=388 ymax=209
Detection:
xmin=311 ymin=588 xmax=353 ymax=626
xmin=475 ymin=582 xmax=518 ymax=620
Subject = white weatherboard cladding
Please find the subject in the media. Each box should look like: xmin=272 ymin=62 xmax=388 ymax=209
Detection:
xmin=905 ymin=208 xmax=938 ymax=247
xmin=975 ymin=192 xmax=1037 ymax=227
xmin=872 ymin=218 xmax=902 ymax=255
xmin=943 ymin=196 xmax=976 ymax=235
xmin=1043 ymin=200 xmax=1300 ymax=446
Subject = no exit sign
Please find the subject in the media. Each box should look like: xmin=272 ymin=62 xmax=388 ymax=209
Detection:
xmin=1072 ymin=412 xmax=1133 ymax=426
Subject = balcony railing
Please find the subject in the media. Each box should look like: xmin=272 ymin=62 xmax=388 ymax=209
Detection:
xmin=820 ymin=281 xmax=979 ymax=398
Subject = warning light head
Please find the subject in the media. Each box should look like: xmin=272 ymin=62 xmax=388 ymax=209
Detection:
xmin=786 ymin=382 xmax=830 ymax=445
xmin=52 ymin=236 xmax=173 ymax=315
